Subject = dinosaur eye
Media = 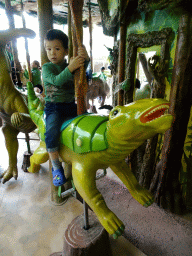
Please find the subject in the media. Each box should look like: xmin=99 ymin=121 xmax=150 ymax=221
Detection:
xmin=112 ymin=110 xmax=119 ymax=116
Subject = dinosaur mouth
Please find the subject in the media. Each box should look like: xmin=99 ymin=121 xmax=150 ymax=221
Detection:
xmin=140 ymin=103 xmax=170 ymax=123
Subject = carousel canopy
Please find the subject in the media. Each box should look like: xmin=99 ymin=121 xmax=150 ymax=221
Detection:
xmin=0 ymin=0 xmax=191 ymax=36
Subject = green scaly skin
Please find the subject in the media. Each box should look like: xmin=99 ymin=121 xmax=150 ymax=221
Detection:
xmin=27 ymin=82 xmax=173 ymax=239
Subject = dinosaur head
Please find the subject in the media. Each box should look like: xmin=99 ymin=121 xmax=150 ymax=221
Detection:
xmin=0 ymin=28 xmax=36 ymax=46
xmin=107 ymin=98 xmax=173 ymax=146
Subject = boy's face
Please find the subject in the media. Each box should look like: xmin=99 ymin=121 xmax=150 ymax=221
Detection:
xmin=44 ymin=39 xmax=68 ymax=65
xmin=32 ymin=62 xmax=37 ymax=69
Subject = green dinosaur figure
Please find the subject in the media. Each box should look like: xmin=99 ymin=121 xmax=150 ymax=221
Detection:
xmin=0 ymin=28 xmax=36 ymax=184
xmin=27 ymin=81 xmax=173 ymax=239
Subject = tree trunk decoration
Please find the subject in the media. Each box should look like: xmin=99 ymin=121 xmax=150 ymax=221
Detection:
xmin=117 ymin=0 xmax=128 ymax=106
xmin=138 ymin=53 xmax=153 ymax=85
xmin=139 ymin=51 xmax=170 ymax=189
xmin=124 ymin=28 xmax=174 ymax=202
xmin=150 ymin=13 xmax=192 ymax=214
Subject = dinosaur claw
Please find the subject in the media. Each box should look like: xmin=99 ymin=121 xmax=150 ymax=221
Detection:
xmin=113 ymin=233 xmax=118 ymax=239
xmin=144 ymin=199 xmax=154 ymax=207
xmin=0 ymin=167 xmax=18 ymax=184
xmin=112 ymin=224 xmax=125 ymax=239
xmin=116 ymin=229 xmax=122 ymax=236
xmin=120 ymin=224 xmax=125 ymax=231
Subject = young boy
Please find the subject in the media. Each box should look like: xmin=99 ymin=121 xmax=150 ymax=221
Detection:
xmin=42 ymin=29 xmax=89 ymax=186
xmin=23 ymin=60 xmax=43 ymax=93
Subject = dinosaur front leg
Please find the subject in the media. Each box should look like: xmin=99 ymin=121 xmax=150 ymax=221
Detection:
xmin=0 ymin=124 xmax=19 ymax=183
xmin=28 ymin=141 xmax=49 ymax=173
xmin=100 ymin=94 xmax=106 ymax=107
xmin=11 ymin=112 xmax=36 ymax=132
xmin=110 ymin=161 xmax=154 ymax=207
xmin=72 ymin=161 xmax=125 ymax=239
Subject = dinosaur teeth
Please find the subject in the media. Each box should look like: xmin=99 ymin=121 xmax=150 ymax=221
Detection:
xmin=145 ymin=105 xmax=169 ymax=117
xmin=140 ymin=104 xmax=170 ymax=123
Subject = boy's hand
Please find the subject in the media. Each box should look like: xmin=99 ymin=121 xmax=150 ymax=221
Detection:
xmin=68 ymin=56 xmax=85 ymax=73
xmin=68 ymin=45 xmax=89 ymax=73
xmin=78 ymin=45 xmax=89 ymax=62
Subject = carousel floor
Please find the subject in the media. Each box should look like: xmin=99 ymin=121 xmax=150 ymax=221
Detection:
xmin=0 ymin=129 xmax=146 ymax=256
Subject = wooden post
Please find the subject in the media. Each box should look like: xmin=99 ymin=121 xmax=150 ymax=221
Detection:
xmin=4 ymin=0 xmax=18 ymax=61
xmin=37 ymin=0 xmax=66 ymax=204
xmin=37 ymin=0 xmax=53 ymax=66
xmin=88 ymin=0 xmax=93 ymax=71
xmin=5 ymin=0 xmax=22 ymax=86
xmin=69 ymin=0 xmax=87 ymax=115
xmin=68 ymin=0 xmax=88 ymax=221
xmin=20 ymin=0 xmax=32 ymax=81
xmin=68 ymin=3 xmax=73 ymax=61
xmin=117 ymin=0 xmax=128 ymax=106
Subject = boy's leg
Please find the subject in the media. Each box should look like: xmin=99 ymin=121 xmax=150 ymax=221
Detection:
xmin=49 ymin=150 xmax=67 ymax=186
xmin=49 ymin=151 xmax=61 ymax=170
xmin=44 ymin=103 xmax=67 ymax=186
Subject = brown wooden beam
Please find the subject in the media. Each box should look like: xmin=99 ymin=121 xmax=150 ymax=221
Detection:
xmin=88 ymin=0 xmax=93 ymax=71
xmin=5 ymin=0 xmax=20 ymax=76
xmin=37 ymin=0 xmax=53 ymax=66
xmin=118 ymin=0 xmax=128 ymax=106
xmin=150 ymin=13 xmax=192 ymax=214
xmin=69 ymin=0 xmax=87 ymax=115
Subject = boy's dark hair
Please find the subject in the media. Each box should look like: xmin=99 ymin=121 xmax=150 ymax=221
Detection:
xmin=45 ymin=29 xmax=68 ymax=49
xmin=33 ymin=60 xmax=40 ymax=69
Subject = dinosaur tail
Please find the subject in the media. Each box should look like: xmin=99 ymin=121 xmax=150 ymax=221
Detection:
xmin=27 ymin=81 xmax=46 ymax=141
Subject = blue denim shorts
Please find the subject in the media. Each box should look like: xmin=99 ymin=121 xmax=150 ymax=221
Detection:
xmin=44 ymin=101 xmax=77 ymax=152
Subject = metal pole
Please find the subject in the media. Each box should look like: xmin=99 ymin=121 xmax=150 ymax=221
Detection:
xmin=83 ymin=200 xmax=90 ymax=230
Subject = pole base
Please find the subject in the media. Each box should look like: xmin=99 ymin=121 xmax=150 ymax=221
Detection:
xmin=22 ymin=151 xmax=33 ymax=172
xmin=62 ymin=213 xmax=112 ymax=256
